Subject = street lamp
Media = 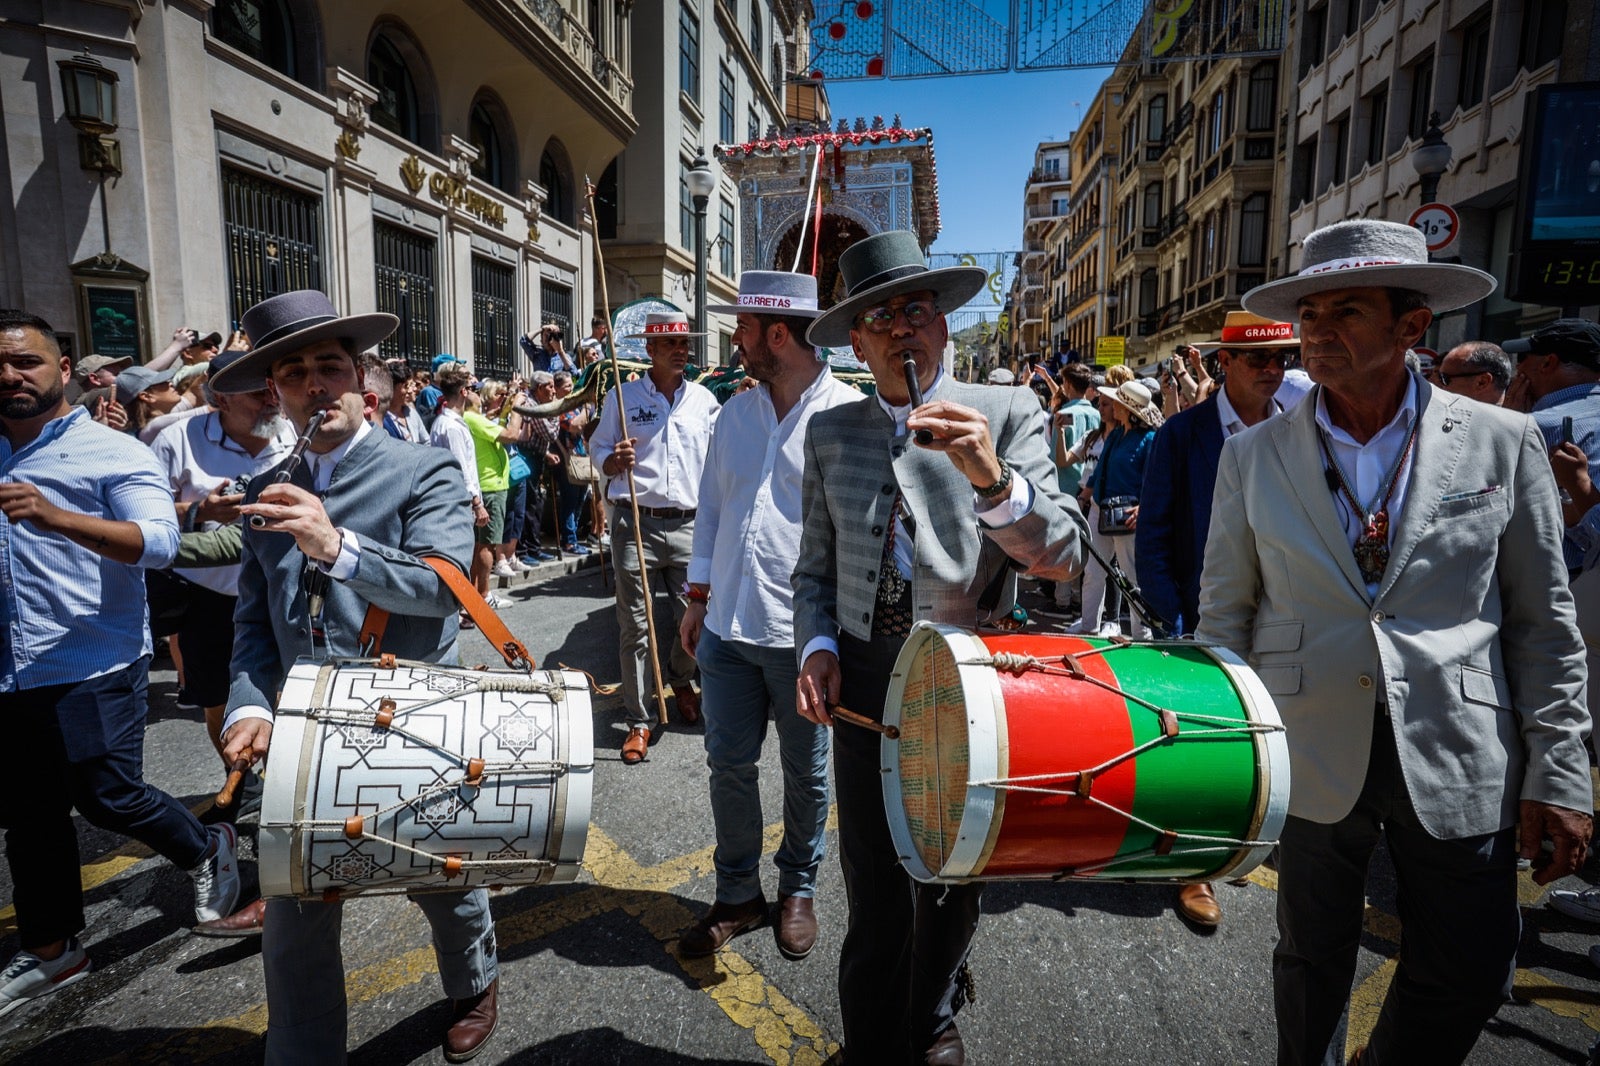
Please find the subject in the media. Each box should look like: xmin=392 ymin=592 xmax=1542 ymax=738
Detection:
xmin=57 ymin=51 xmax=121 ymax=175
xmin=686 ymin=149 xmax=718 ymax=365
xmin=1411 ymin=112 xmax=1452 ymax=205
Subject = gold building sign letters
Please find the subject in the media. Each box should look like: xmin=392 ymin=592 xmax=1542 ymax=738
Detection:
xmin=399 ymin=155 xmax=506 ymax=229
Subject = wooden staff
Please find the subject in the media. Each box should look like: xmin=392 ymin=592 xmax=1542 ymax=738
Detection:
xmin=585 ymin=175 xmax=670 ymax=726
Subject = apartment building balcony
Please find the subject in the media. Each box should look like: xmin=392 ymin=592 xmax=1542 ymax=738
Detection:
xmin=1027 ymin=167 xmax=1071 ymax=188
xmin=486 ymin=0 xmax=635 ymax=133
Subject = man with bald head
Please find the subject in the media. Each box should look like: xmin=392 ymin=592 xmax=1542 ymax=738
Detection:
xmin=1437 ymin=340 xmax=1512 ymax=405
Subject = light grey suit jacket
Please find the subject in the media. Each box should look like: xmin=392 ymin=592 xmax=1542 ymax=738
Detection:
xmin=228 ymin=428 xmax=473 ymax=717
xmin=1197 ymin=380 xmax=1591 ymax=838
xmin=793 ymin=380 xmax=1086 ymax=658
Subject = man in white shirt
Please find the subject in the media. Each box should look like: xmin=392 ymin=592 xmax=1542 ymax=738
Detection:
xmin=590 ymin=311 xmax=719 ymax=763
xmin=428 ymin=366 xmax=491 ymax=532
xmin=149 ymin=349 xmax=295 ymax=760
xmin=677 ymin=273 xmax=858 ymax=961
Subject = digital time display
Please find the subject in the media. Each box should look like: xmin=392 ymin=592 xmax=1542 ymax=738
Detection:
xmin=1510 ymin=83 xmax=1600 ymax=306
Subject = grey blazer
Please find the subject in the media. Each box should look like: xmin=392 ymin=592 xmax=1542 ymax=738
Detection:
xmin=1197 ymin=381 xmax=1591 ymax=838
xmin=792 ymin=380 xmax=1086 ymax=658
xmin=228 ymin=428 xmax=473 ymax=716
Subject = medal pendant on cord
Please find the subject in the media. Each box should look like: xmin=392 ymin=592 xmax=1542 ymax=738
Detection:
xmin=1353 ymin=510 xmax=1390 ymax=585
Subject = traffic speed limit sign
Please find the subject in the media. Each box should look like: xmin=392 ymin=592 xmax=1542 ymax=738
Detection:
xmin=1409 ymin=202 xmax=1460 ymax=254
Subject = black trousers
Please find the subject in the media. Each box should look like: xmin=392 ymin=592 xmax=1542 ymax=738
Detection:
xmin=0 ymin=658 xmax=210 ymax=948
xmin=836 ymin=630 xmax=982 ymax=1064
xmin=1274 ymin=705 xmax=1519 ymax=1066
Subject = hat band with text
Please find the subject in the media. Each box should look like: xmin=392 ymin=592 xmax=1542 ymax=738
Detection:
xmin=1298 ymin=255 xmax=1417 ymax=276
xmin=736 ymin=293 xmax=819 ymax=311
xmin=1221 ymin=321 xmax=1295 ymax=343
xmin=644 ymin=321 xmax=691 ymax=334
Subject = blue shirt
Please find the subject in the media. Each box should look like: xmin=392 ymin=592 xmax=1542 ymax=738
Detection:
xmin=1093 ymin=425 xmax=1154 ymax=502
xmin=1532 ymin=381 xmax=1600 ymax=569
xmin=0 ymin=406 xmax=180 ymax=690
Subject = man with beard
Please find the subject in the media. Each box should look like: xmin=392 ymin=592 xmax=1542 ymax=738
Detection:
xmin=793 ymin=232 xmax=1086 ymax=1063
xmin=677 ymin=272 xmax=858 ymax=960
xmin=0 ymin=310 xmax=239 ymax=1018
xmin=205 ymin=291 xmax=500 ymax=1063
xmin=590 ymin=311 xmax=719 ymax=763
xmin=148 ymin=348 xmax=296 ymax=767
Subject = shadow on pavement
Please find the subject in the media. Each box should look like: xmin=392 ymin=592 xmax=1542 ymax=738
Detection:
xmin=5 ymin=1023 xmax=261 ymax=1065
xmin=493 ymin=1025 xmax=753 ymax=1064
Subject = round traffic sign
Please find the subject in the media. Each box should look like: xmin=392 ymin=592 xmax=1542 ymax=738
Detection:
xmin=1408 ymin=202 xmax=1460 ymax=253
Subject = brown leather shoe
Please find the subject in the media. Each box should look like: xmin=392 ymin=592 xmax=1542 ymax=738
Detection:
xmin=672 ymin=684 xmax=701 ymax=724
xmin=444 ymin=978 xmax=498 ymax=1063
xmin=923 ymin=1023 xmax=965 ymax=1065
xmin=678 ymin=895 xmax=768 ymax=956
xmin=775 ymin=895 xmax=818 ymax=960
xmin=1177 ymin=882 xmax=1222 ymax=927
xmin=621 ymin=726 xmax=650 ymax=764
xmin=192 ymin=896 xmax=266 ymax=938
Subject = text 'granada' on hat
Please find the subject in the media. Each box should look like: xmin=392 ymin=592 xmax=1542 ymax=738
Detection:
xmin=1241 ymin=219 xmax=1496 ymax=323
xmin=1193 ymin=311 xmax=1300 ymax=352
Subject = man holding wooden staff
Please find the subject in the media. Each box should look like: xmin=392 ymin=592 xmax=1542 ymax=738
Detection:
xmin=590 ymin=310 xmax=719 ymax=764
xmin=793 ymin=231 xmax=1086 ymax=1064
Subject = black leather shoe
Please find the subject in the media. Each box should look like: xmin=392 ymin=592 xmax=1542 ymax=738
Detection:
xmin=923 ymin=1023 xmax=965 ymax=1065
xmin=775 ymin=895 xmax=817 ymax=960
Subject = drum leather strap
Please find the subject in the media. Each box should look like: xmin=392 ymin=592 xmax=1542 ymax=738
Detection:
xmin=357 ymin=557 xmax=536 ymax=671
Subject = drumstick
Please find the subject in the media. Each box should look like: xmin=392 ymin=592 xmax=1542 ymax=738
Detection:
xmin=215 ymin=748 xmax=253 ymax=807
xmin=828 ymin=704 xmax=901 ymax=740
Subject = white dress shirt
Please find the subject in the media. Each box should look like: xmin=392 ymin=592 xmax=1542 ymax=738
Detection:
xmin=589 ymin=374 xmax=719 ymax=509
xmin=429 ymin=406 xmax=482 ymax=500
xmin=1313 ymin=375 xmax=1419 ymax=597
xmin=1214 ymin=386 xmax=1283 ymax=441
xmin=689 ymin=368 xmax=860 ymax=648
xmin=149 ymin=411 xmax=296 ymax=596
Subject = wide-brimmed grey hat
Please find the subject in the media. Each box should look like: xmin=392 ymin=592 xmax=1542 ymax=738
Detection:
xmin=621 ymin=310 xmax=706 ymax=340
xmin=707 ymin=270 xmax=824 ymax=319
xmin=208 ymin=290 xmax=397 ymax=393
xmin=806 ymin=230 xmax=988 ymax=348
xmin=1243 ymin=219 xmax=1496 ymax=322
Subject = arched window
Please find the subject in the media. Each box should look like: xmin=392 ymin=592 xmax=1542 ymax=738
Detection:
xmin=468 ymin=95 xmax=516 ymax=194
xmin=368 ymin=33 xmax=428 ymax=148
xmin=540 ymin=141 xmax=575 ymax=227
xmin=213 ymin=0 xmax=319 ymax=86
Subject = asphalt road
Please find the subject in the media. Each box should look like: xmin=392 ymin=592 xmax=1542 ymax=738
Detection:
xmin=1 ymin=561 xmax=1598 ymax=1065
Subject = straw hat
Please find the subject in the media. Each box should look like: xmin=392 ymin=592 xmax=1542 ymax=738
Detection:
xmin=1192 ymin=311 xmax=1300 ymax=352
xmin=621 ymin=310 xmax=706 ymax=340
xmin=1096 ymin=379 xmax=1161 ymax=422
xmin=1241 ymin=219 xmax=1495 ymax=322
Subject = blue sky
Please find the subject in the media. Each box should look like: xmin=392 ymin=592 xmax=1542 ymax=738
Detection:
xmin=826 ymin=67 xmax=1115 ymax=256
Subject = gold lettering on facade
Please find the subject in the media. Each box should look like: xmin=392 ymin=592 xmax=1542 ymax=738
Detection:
xmin=415 ymin=170 xmax=507 ymax=228
xmin=335 ymin=132 xmax=362 ymax=161
xmin=400 ymin=154 xmax=426 ymax=194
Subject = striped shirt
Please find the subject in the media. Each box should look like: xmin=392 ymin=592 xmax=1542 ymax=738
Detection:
xmin=0 ymin=406 xmax=180 ymax=689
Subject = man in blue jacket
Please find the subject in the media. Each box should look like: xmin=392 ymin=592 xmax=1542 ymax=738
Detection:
xmin=1136 ymin=310 xmax=1295 ymax=927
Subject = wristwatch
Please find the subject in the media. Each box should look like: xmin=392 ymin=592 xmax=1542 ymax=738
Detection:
xmin=681 ymin=583 xmax=710 ymax=604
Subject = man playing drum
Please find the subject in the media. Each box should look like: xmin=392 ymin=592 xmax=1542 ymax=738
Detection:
xmin=1199 ymin=219 xmax=1592 ymax=1065
xmin=793 ymin=231 xmax=1086 ymax=1064
xmin=207 ymin=290 xmax=502 ymax=1065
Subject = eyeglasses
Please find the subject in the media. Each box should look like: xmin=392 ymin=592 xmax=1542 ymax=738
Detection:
xmin=1436 ymin=368 xmax=1486 ymax=386
xmin=856 ymin=300 xmax=938 ymax=334
xmin=1237 ymin=351 xmax=1290 ymax=370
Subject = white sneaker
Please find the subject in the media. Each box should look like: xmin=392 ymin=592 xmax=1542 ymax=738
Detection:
xmin=509 ymin=556 xmax=533 ymax=574
xmin=491 ymin=559 xmax=517 ymax=579
xmin=1096 ymin=622 xmax=1123 ymax=638
xmin=484 ymin=593 xmax=506 ymax=610
xmin=1549 ymin=887 xmax=1600 ymax=923
xmin=0 ymin=937 xmax=90 ymax=1017
xmin=599 ymin=533 xmax=611 ymax=549
xmin=1063 ymin=619 xmax=1096 ymax=634
xmin=190 ymin=823 xmax=241 ymax=924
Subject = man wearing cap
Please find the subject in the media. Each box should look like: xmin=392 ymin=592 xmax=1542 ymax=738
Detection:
xmin=676 ymin=272 xmax=858 ymax=961
xmin=147 ymin=348 xmax=295 ymax=764
xmin=206 ymin=290 xmax=500 ymax=1064
xmin=590 ymin=310 xmax=720 ymax=763
xmin=1509 ymin=318 xmax=1600 ymax=479
xmin=792 ymin=231 xmax=1085 ymax=1064
xmin=1136 ymin=311 xmax=1293 ymax=929
xmin=0 ymin=309 xmax=240 ymax=1018
xmin=1197 ymin=220 xmax=1591 ymax=1065
xmin=67 ymin=352 xmax=131 ymax=407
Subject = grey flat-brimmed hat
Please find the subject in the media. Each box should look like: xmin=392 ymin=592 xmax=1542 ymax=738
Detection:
xmin=208 ymin=290 xmax=397 ymax=393
xmin=806 ymin=230 xmax=988 ymax=348
xmin=1242 ymin=219 xmax=1496 ymax=321
xmin=707 ymin=270 xmax=823 ymax=318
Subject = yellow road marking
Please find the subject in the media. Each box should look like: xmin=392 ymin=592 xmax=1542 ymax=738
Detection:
xmin=85 ymin=819 xmax=838 ymax=1065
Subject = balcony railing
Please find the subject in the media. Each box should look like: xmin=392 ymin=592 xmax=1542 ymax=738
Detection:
xmin=524 ymin=0 xmax=633 ymax=115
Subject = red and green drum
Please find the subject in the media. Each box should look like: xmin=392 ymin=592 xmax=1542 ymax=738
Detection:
xmin=880 ymin=623 xmax=1289 ymax=884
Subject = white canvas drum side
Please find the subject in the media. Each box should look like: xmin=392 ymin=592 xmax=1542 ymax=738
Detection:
xmin=881 ymin=623 xmax=1005 ymax=883
xmin=259 ymin=658 xmax=593 ymax=898
xmin=1203 ymin=645 xmax=1291 ymax=879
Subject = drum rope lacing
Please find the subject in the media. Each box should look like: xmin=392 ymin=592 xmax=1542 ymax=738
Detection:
xmin=289 ymin=668 xmax=591 ymax=879
xmin=955 ymin=642 xmax=1283 ymax=877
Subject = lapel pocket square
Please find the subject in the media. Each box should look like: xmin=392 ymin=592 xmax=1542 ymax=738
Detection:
xmin=1440 ymin=485 xmax=1501 ymax=503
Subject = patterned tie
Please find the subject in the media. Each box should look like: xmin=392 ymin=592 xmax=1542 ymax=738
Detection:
xmin=873 ymin=493 xmax=913 ymax=639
